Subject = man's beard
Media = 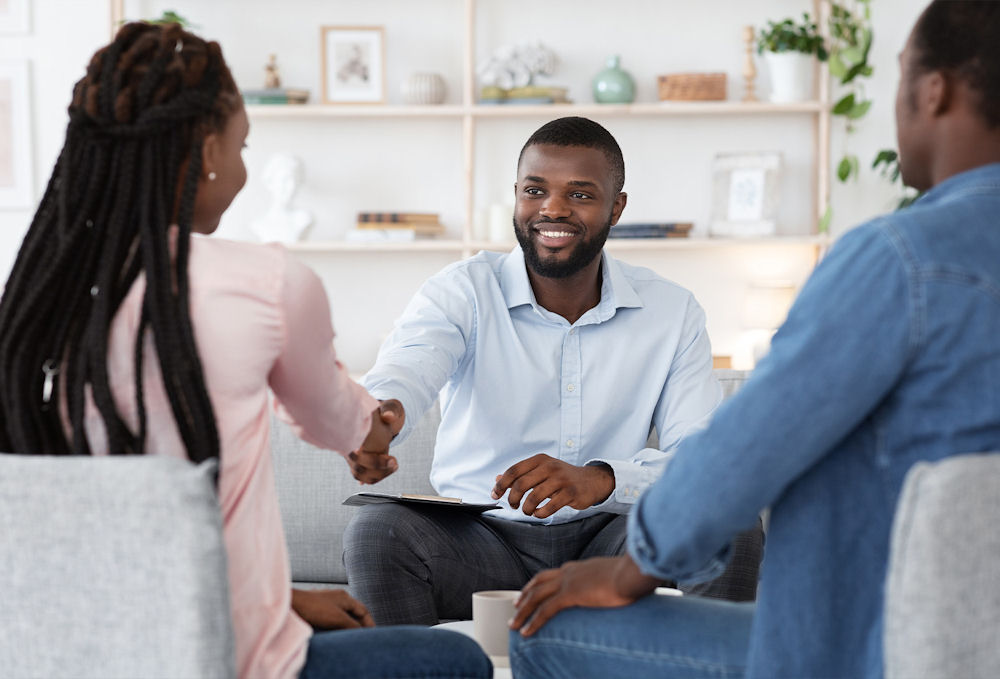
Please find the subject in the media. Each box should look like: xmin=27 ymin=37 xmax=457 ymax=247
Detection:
xmin=514 ymin=215 xmax=613 ymax=279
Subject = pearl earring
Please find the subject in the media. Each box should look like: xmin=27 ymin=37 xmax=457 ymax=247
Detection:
xmin=208 ymin=172 xmax=217 ymax=181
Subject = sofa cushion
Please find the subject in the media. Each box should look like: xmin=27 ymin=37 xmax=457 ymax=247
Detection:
xmin=272 ymin=403 xmax=439 ymax=584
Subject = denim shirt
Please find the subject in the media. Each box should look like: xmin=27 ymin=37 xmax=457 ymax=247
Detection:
xmin=364 ymin=247 xmax=720 ymax=524
xmin=629 ymin=163 xmax=1000 ymax=678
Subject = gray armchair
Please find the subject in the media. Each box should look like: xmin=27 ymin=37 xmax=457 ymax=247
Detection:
xmin=0 ymin=455 xmax=234 ymax=678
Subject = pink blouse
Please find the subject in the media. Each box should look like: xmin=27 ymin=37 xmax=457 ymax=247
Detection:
xmin=84 ymin=235 xmax=377 ymax=679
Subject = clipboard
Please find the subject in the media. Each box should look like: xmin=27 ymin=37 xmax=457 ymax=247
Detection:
xmin=343 ymin=491 xmax=500 ymax=513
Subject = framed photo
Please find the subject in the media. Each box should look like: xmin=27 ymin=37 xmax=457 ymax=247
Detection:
xmin=0 ymin=60 xmax=33 ymax=209
xmin=709 ymin=151 xmax=782 ymax=237
xmin=321 ymin=25 xmax=385 ymax=104
xmin=0 ymin=0 xmax=30 ymax=34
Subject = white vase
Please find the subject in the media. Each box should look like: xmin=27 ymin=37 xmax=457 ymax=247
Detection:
xmin=763 ymin=52 xmax=814 ymax=103
xmin=401 ymin=72 xmax=447 ymax=105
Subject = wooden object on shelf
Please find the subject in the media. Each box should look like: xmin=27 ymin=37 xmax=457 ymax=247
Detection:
xmin=742 ymin=25 xmax=759 ymax=102
xmin=358 ymin=212 xmax=440 ymax=224
xmin=712 ymin=355 xmax=733 ymax=369
xmin=657 ymin=73 xmax=727 ymax=101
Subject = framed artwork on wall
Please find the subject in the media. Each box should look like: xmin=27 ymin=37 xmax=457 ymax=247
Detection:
xmin=0 ymin=0 xmax=30 ymax=34
xmin=709 ymin=151 xmax=783 ymax=237
xmin=0 ymin=60 xmax=33 ymax=209
xmin=321 ymin=25 xmax=386 ymax=104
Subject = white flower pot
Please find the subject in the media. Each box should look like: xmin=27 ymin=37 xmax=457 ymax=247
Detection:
xmin=763 ymin=52 xmax=814 ymax=103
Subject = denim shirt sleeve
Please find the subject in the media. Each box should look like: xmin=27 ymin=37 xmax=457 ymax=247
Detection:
xmin=629 ymin=222 xmax=915 ymax=582
xmin=589 ymin=295 xmax=721 ymax=513
xmin=361 ymin=268 xmax=476 ymax=443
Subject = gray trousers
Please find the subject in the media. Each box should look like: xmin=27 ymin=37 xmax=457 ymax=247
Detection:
xmin=343 ymin=503 xmax=763 ymax=626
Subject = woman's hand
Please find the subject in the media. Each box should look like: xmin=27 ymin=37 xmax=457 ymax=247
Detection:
xmin=291 ymin=588 xmax=375 ymax=630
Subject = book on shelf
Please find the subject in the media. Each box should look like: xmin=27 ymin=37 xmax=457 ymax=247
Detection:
xmin=242 ymin=88 xmax=309 ymax=105
xmin=608 ymin=222 xmax=693 ymax=239
xmin=479 ymin=85 xmax=571 ymax=105
xmin=355 ymin=221 xmax=444 ymax=236
xmin=357 ymin=211 xmax=440 ymax=224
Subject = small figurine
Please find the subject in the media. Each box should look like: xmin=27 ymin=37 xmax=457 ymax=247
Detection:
xmin=264 ymin=54 xmax=281 ymax=90
xmin=251 ymin=154 xmax=312 ymax=244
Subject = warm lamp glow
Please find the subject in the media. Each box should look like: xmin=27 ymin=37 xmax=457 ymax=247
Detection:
xmin=742 ymin=281 xmax=797 ymax=330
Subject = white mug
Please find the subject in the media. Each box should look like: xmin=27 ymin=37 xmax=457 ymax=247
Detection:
xmin=472 ymin=590 xmax=519 ymax=660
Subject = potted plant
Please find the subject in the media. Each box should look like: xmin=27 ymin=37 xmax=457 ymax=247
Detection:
xmin=757 ymin=13 xmax=828 ymax=103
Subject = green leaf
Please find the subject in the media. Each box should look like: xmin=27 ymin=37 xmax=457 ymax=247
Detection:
xmin=850 ymin=155 xmax=860 ymax=180
xmin=837 ymin=157 xmax=852 ymax=182
xmin=839 ymin=46 xmax=865 ymax=68
xmin=872 ymin=149 xmax=898 ymax=169
xmin=847 ymin=100 xmax=872 ymax=120
xmin=832 ymin=93 xmax=856 ymax=115
xmin=829 ymin=53 xmax=848 ymax=79
xmin=818 ymin=205 xmax=832 ymax=233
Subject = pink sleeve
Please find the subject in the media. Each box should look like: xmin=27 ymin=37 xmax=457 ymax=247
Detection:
xmin=268 ymin=251 xmax=377 ymax=455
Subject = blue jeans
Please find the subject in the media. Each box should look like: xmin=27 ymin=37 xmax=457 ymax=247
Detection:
xmin=300 ymin=626 xmax=491 ymax=679
xmin=509 ymin=595 xmax=754 ymax=679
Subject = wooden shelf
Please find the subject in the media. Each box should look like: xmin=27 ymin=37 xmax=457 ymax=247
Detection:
xmin=283 ymin=235 xmax=831 ymax=255
xmin=247 ymin=101 xmax=826 ymax=120
xmin=285 ymin=240 xmax=468 ymax=253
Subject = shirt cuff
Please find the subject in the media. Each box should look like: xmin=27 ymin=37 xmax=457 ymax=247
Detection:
xmin=585 ymin=454 xmax=666 ymax=513
xmin=626 ymin=491 xmax=729 ymax=584
xmin=364 ymin=388 xmax=419 ymax=446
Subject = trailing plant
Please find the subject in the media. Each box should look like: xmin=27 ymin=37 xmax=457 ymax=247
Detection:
xmin=757 ymin=14 xmax=829 ymax=59
xmin=872 ymin=149 xmax=921 ymax=209
xmin=829 ymin=0 xmax=874 ymax=183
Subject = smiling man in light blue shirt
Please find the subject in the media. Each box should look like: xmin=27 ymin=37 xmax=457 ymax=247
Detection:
xmin=343 ymin=117 xmax=763 ymax=625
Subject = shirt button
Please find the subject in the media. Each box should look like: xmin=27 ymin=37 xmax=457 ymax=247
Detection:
xmin=566 ymin=439 xmax=575 ymax=448
xmin=569 ymin=328 xmax=577 ymax=335
xmin=566 ymin=383 xmax=575 ymax=392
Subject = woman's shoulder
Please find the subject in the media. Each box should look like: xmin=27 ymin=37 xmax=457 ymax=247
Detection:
xmin=188 ymin=235 xmax=291 ymax=294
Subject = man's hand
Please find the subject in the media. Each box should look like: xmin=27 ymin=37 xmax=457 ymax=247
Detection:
xmin=490 ymin=453 xmax=615 ymax=518
xmin=510 ymin=554 xmax=661 ymax=637
xmin=348 ymin=399 xmax=405 ymax=484
xmin=291 ymin=588 xmax=375 ymax=630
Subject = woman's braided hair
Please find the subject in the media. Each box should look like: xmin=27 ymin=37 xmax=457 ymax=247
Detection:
xmin=0 ymin=22 xmax=239 ymax=463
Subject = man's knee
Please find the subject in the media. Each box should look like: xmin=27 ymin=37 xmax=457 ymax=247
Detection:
xmin=343 ymin=503 xmax=416 ymax=568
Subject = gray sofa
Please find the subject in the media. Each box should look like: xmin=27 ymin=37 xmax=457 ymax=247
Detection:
xmin=272 ymin=369 xmax=751 ymax=589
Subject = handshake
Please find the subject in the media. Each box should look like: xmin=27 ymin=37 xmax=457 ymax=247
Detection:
xmin=347 ymin=399 xmax=405 ymax=485
xmin=345 ymin=399 xmax=616 ymax=518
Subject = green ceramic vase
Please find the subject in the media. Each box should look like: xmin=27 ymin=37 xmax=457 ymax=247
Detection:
xmin=592 ymin=55 xmax=636 ymax=104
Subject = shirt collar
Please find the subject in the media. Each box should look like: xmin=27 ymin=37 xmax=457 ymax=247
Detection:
xmin=500 ymin=246 xmax=644 ymax=322
xmin=916 ymin=162 xmax=1000 ymax=207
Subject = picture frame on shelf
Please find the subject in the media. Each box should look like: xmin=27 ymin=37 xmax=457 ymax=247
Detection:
xmin=0 ymin=0 xmax=29 ymax=34
xmin=0 ymin=60 xmax=33 ymax=209
xmin=321 ymin=25 xmax=386 ymax=104
xmin=709 ymin=151 xmax=782 ymax=237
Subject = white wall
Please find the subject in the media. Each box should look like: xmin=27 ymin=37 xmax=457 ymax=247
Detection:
xmin=1 ymin=0 xmax=927 ymax=372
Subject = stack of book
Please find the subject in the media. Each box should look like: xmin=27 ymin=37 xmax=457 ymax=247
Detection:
xmin=242 ymin=88 xmax=310 ymax=105
xmin=608 ymin=222 xmax=693 ymax=239
xmin=346 ymin=212 xmax=446 ymax=242
xmin=479 ymin=85 xmax=571 ymax=105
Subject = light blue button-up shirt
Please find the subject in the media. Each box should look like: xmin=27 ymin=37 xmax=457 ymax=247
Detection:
xmin=363 ymin=246 xmax=721 ymax=524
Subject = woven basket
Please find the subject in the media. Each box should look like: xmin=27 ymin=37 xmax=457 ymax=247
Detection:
xmin=657 ymin=72 xmax=727 ymax=101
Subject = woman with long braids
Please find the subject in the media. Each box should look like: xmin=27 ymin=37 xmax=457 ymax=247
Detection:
xmin=0 ymin=22 xmax=490 ymax=679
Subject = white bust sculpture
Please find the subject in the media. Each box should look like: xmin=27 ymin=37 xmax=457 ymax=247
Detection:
xmin=251 ymin=154 xmax=312 ymax=244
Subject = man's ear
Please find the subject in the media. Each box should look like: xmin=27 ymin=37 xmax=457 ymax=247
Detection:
xmin=610 ymin=192 xmax=627 ymax=226
xmin=200 ymin=130 xmax=221 ymax=180
xmin=922 ymin=70 xmax=951 ymax=118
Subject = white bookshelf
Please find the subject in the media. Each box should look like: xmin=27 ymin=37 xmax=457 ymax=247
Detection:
xmin=111 ymin=0 xmax=832 ymax=258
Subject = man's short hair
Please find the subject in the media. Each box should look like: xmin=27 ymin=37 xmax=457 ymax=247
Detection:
xmin=913 ymin=0 xmax=1000 ymax=128
xmin=518 ymin=117 xmax=626 ymax=193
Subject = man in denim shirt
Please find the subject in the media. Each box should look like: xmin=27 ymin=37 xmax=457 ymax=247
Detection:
xmin=509 ymin=3 xmax=1000 ymax=678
